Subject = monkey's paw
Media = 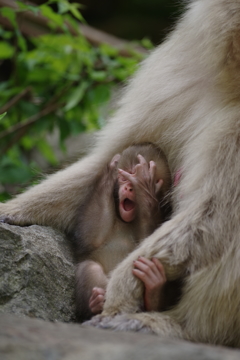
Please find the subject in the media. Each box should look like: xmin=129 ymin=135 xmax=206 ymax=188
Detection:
xmin=0 ymin=215 xmax=14 ymax=224
xmin=83 ymin=313 xmax=156 ymax=335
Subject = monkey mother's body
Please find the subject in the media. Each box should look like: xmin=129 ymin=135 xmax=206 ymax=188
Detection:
xmin=1 ymin=0 xmax=240 ymax=347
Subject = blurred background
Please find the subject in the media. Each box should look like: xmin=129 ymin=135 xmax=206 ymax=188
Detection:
xmin=33 ymin=0 xmax=182 ymax=44
xmin=0 ymin=0 xmax=183 ymax=200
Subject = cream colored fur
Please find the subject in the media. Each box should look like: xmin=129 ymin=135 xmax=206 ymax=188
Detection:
xmin=1 ymin=0 xmax=240 ymax=346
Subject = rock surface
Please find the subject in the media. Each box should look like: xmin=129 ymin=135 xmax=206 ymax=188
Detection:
xmin=1 ymin=313 xmax=240 ymax=360
xmin=0 ymin=223 xmax=76 ymax=322
xmin=1 ymin=222 xmax=240 ymax=360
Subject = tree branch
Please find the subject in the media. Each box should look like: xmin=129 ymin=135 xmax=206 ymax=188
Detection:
xmin=0 ymin=0 xmax=148 ymax=57
xmin=0 ymin=87 xmax=32 ymax=114
xmin=0 ymin=101 xmax=60 ymax=141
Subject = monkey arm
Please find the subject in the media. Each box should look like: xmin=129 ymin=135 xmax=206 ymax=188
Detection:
xmin=101 ymin=186 xmax=232 ymax=316
xmin=101 ymin=214 xmax=186 ymax=315
xmin=0 ymin=155 xmax=104 ymax=230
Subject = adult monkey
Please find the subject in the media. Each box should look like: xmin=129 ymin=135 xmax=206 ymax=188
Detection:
xmin=1 ymin=0 xmax=240 ymax=346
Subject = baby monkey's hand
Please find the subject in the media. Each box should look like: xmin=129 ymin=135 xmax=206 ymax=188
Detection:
xmin=119 ymin=154 xmax=163 ymax=198
xmin=89 ymin=287 xmax=106 ymax=315
xmin=133 ymin=257 xmax=167 ymax=311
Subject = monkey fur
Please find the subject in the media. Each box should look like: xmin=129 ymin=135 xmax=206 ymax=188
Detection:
xmin=1 ymin=0 xmax=240 ymax=347
xmin=75 ymin=144 xmax=172 ymax=321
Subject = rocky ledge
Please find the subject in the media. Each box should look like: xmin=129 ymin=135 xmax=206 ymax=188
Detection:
xmin=0 ymin=223 xmax=240 ymax=360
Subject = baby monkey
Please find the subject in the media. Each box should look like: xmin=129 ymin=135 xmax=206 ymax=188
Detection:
xmin=74 ymin=144 xmax=172 ymax=321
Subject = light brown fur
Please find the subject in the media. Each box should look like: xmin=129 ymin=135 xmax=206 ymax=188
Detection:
xmin=75 ymin=144 xmax=171 ymax=321
xmin=1 ymin=0 xmax=240 ymax=347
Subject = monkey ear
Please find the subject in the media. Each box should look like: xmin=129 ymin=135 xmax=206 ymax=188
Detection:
xmin=109 ymin=154 xmax=121 ymax=169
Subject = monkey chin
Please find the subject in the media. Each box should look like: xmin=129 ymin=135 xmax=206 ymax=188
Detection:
xmin=119 ymin=198 xmax=136 ymax=223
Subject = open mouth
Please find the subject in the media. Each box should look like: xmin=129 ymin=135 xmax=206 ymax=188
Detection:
xmin=123 ymin=198 xmax=135 ymax=211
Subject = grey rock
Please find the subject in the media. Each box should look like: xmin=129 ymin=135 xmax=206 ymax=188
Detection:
xmin=0 ymin=223 xmax=76 ymax=322
xmin=1 ymin=223 xmax=240 ymax=360
xmin=1 ymin=313 xmax=240 ymax=360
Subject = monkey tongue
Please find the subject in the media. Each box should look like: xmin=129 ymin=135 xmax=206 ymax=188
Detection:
xmin=123 ymin=198 xmax=135 ymax=211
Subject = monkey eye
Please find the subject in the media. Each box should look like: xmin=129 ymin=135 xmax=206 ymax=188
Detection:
xmin=118 ymin=174 xmax=127 ymax=182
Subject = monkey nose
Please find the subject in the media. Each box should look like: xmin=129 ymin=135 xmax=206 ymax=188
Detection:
xmin=125 ymin=184 xmax=133 ymax=192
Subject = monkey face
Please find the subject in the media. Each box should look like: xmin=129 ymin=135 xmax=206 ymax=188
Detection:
xmin=118 ymin=174 xmax=136 ymax=222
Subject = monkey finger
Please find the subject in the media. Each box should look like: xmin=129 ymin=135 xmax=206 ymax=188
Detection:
xmin=133 ymin=259 xmax=151 ymax=274
xmin=134 ymin=257 xmax=160 ymax=278
xmin=133 ymin=261 xmax=162 ymax=286
xmin=155 ymin=179 xmax=164 ymax=194
xmin=89 ymin=293 xmax=105 ymax=306
xmin=136 ymin=258 xmax=167 ymax=287
xmin=149 ymin=161 xmax=157 ymax=178
xmin=136 ymin=155 xmax=149 ymax=174
xmin=132 ymin=268 xmax=149 ymax=284
xmin=134 ymin=164 xmax=150 ymax=182
xmin=132 ymin=268 xmax=159 ymax=290
xmin=89 ymin=300 xmax=105 ymax=314
xmin=90 ymin=288 xmax=105 ymax=304
xmin=137 ymin=154 xmax=148 ymax=167
xmin=92 ymin=287 xmax=105 ymax=295
xmin=89 ymin=294 xmax=105 ymax=313
xmin=91 ymin=288 xmax=105 ymax=298
xmin=151 ymin=258 xmax=167 ymax=282
xmin=118 ymin=169 xmax=136 ymax=184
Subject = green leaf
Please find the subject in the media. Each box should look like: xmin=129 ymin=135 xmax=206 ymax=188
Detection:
xmin=63 ymin=13 xmax=80 ymax=33
xmin=64 ymin=82 xmax=88 ymax=111
xmin=58 ymin=117 xmax=71 ymax=142
xmin=141 ymin=37 xmax=154 ymax=50
xmin=58 ymin=1 xmax=69 ymax=14
xmin=0 ymin=42 xmax=14 ymax=59
xmin=36 ymin=139 xmax=58 ymax=165
xmin=16 ymin=1 xmax=39 ymax=15
xmin=0 ymin=192 xmax=11 ymax=202
xmin=100 ymin=43 xmax=118 ymax=57
xmin=40 ymin=5 xmax=63 ymax=27
xmin=112 ymin=68 xmax=132 ymax=81
xmin=0 ymin=28 xmax=13 ymax=40
xmin=21 ymin=135 xmax=35 ymax=150
xmin=70 ymin=121 xmax=86 ymax=134
xmin=90 ymin=71 xmax=108 ymax=82
xmin=16 ymin=31 xmax=27 ymax=52
xmin=0 ymin=163 xmax=33 ymax=184
xmin=90 ymin=84 xmax=111 ymax=105
xmin=0 ymin=112 xmax=7 ymax=121
xmin=0 ymin=7 xmax=17 ymax=28
xmin=69 ymin=3 xmax=85 ymax=22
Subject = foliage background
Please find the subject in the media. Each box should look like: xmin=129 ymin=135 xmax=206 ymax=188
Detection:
xmin=34 ymin=0 xmax=182 ymax=45
xmin=0 ymin=0 xmax=182 ymax=201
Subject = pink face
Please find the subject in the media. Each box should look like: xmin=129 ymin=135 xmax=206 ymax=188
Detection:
xmin=118 ymin=173 xmax=136 ymax=222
